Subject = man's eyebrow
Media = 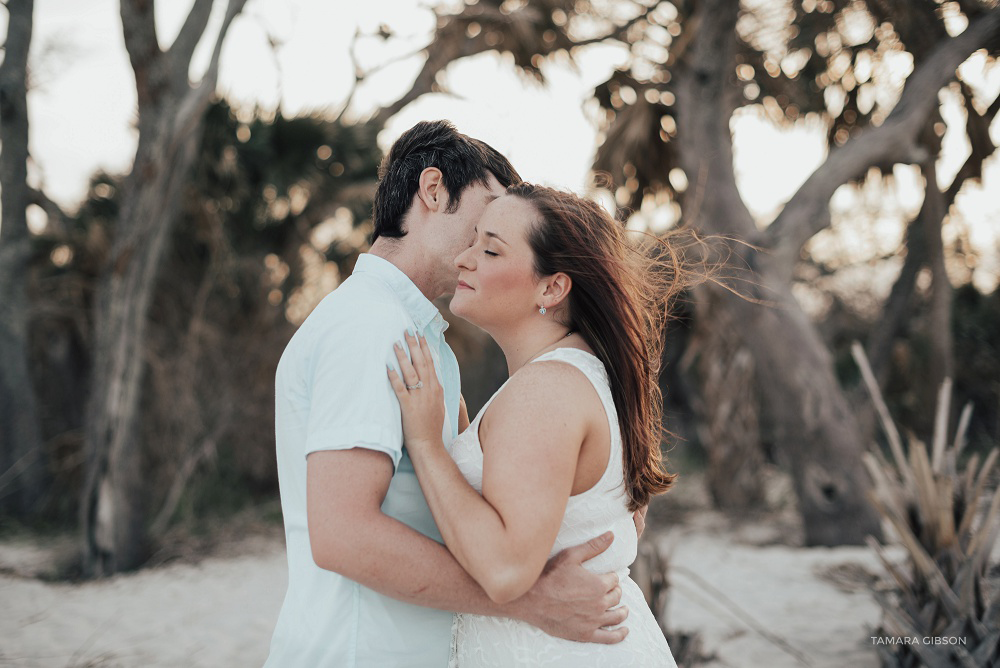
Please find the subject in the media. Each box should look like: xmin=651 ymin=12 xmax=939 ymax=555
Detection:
xmin=485 ymin=230 xmax=508 ymax=245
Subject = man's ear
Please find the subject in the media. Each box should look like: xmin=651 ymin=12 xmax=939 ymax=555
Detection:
xmin=416 ymin=167 xmax=448 ymax=213
xmin=539 ymin=272 xmax=572 ymax=310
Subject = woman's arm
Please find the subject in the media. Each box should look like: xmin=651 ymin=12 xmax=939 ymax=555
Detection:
xmin=388 ymin=333 xmax=595 ymax=604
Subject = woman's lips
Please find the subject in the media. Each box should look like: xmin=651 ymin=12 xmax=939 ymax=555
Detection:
xmin=457 ymin=280 xmax=473 ymax=290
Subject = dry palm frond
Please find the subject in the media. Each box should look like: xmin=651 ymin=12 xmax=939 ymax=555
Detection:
xmin=851 ymin=342 xmax=1000 ymax=668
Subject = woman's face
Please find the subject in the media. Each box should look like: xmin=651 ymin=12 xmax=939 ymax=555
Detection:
xmin=450 ymin=195 xmax=544 ymax=330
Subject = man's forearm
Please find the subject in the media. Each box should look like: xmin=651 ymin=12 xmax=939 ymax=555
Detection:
xmin=324 ymin=508 xmax=519 ymax=617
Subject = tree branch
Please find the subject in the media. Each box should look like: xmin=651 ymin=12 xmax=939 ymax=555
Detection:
xmin=200 ymin=0 xmax=248 ymax=90
xmin=120 ymin=0 xmax=162 ymax=97
xmin=325 ymin=29 xmax=365 ymax=123
xmin=371 ymin=22 xmax=482 ymax=127
xmin=170 ymin=0 xmax=247 ymax=144
xmin=763 ymin=8 xmax=1000 ymax=279
xmin=166 ymin=0 xmax=214 ymax=85
xmin=944 ymin=85 xmax=999 ymax=205
xmin=372 ymin=1 xmax=650 ymax=127
xmin=987 ymin=90 xmax=1000 ymax=120
xmin=568 ymin=4 xmax=653 ymax=49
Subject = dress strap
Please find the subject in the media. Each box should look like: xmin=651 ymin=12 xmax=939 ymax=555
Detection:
xmin=530 ymin=347 xmax=609 ymax=385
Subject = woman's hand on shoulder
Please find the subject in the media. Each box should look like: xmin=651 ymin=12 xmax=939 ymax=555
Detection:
xmin=386 ymin=330 xmax=446 ymax=454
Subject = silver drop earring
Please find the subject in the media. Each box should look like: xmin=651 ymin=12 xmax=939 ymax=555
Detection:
xmin=539 ymin=306 xmax=547 ymax=315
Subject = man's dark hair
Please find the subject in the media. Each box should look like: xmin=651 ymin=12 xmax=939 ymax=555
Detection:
xmin=371 ymin=120 xmax=521 ymax=242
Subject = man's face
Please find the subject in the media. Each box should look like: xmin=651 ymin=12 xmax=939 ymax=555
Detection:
xmin=428 ymin=173 xmax=507 ymax=297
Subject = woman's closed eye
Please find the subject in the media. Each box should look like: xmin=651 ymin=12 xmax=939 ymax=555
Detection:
xmin=484 ymin=249 xmax=498 ymax=257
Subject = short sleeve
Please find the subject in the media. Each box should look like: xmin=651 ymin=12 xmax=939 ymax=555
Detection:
xmin=303 ymin=301 xmax=411 ymax=469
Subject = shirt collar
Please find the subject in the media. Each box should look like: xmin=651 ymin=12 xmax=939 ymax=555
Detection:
xmin=353 ymin=253 xmax=448 ymax=334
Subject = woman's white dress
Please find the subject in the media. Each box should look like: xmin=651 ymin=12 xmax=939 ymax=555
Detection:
xmin=446 ymin=347 xmax=677 ymax=667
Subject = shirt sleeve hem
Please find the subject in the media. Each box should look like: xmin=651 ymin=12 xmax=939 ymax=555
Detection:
xmin=304 ymin=424 xmax=402 ymax=470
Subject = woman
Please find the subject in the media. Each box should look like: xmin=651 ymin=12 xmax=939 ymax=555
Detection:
xmin=386 ymin=183 xmax=682 ymax=666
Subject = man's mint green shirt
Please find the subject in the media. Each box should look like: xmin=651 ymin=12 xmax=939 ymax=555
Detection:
xmin=265 ymin=254 xmax=461 ymax=667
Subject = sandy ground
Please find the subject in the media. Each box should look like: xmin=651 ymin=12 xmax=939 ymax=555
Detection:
xmin=659 ymin=511 xmax=894 ymax=668
xmin=0 ymin=475 xmax=908 ymax=668
xmin=0 ymin=534 xmax=286 ymax=667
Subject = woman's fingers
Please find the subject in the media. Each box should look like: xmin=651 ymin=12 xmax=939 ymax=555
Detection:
xmin=416 ymin=334 xmax=438 ymax=390
xmin=386 ymin=366 xmax=407 ymax=397
xmin=417 ymin=332 xmax=431 ymax=359
xmin=393 ymin=340 xmax=420 ymax=388
xmin=391 ymin=330 xmax=440 ymax=393
xmin=404 ymin=330 xmax=429 ymax=379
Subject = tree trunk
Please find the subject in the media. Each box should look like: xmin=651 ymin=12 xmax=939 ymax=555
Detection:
xmin=674 ymin=0 xmax=882 ymax=545
xmin=81 ymin=0 xmax=247 ymax=575
xmin=690 ymin=294 xmax=766 ymax=511
xmin=865 ymin=213 xmax=926 ymax=390
xmin=919 ymin=159 xmax=954 ymax=422
xmin=860 ymin=87 xmax=994 ymax=438
xmin=674 ymin=1 xmax=1000 ymax=546
xmin=82 ymin=124 xmax=204 ymax=573
xmin=0 ymin=0 xmax=47 ymax=517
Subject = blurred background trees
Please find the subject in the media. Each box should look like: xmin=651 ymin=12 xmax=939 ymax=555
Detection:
xmin=0 ymin=0 xmax=46 ymax=518
xmin=355 ymin=0 xmax=1000 ymax=545
xmin=0 ymin=0 xmax=998 ymax=574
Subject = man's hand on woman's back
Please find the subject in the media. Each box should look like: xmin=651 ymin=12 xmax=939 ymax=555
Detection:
xmin=503 ymin=531 xmax=629 ymax=644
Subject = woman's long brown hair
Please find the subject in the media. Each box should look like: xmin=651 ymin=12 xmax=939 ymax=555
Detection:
xmin=508 ymin=183 xmax=692 ymax=511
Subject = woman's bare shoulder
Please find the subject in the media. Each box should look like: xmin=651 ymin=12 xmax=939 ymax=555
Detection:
xmin=483 ymin=355 xmax=599 ymax=429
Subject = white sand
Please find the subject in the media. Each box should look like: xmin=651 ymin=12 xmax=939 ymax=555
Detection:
xmin=0 ymin=536 xmax=287 ymax=667
xmin=0 ymin=509 xmax=902 ymax=668
xmin=661 ymin=511 xmax=895 ymax=668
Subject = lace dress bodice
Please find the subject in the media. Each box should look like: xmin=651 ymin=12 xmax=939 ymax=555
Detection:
xmin=446 ymin=348 xmax=676 ymax=667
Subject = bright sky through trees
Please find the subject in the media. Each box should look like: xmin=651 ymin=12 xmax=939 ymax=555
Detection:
xmin=7 ymin=0 xmax=999 ymax=291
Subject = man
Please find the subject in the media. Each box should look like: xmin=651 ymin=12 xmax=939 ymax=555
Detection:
xmin=265 ymin=121 xmax=629 ymax=667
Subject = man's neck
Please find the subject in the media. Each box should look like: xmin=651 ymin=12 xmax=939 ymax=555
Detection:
xmin=369 ymin=239 xmax=441 ymax=302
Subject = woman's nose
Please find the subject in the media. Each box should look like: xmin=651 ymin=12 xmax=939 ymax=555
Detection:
xmin=455 ymin=246 xmax=474 ymax=271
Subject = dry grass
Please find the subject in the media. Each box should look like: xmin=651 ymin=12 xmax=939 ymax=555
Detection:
xmin=852 ymin=342 xmax=1000 ymax=667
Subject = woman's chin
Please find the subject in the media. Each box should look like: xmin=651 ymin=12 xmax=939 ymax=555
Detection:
xmin=449 ymin=294 xmax=478 ymax=325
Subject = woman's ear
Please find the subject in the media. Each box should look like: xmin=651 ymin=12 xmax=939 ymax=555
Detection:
xmin=416 ymin=167 xmax=447 ymax=213
xmin=540 ymin=272 xmax=572 ymax=310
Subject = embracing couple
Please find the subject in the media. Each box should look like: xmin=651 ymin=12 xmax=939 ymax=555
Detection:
xmin=264 ymin=121 xmax=679 ymax=667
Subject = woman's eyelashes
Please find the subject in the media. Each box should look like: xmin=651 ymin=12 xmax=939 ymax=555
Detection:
xmin=469 ymin=230 xmax=497 ymax=256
